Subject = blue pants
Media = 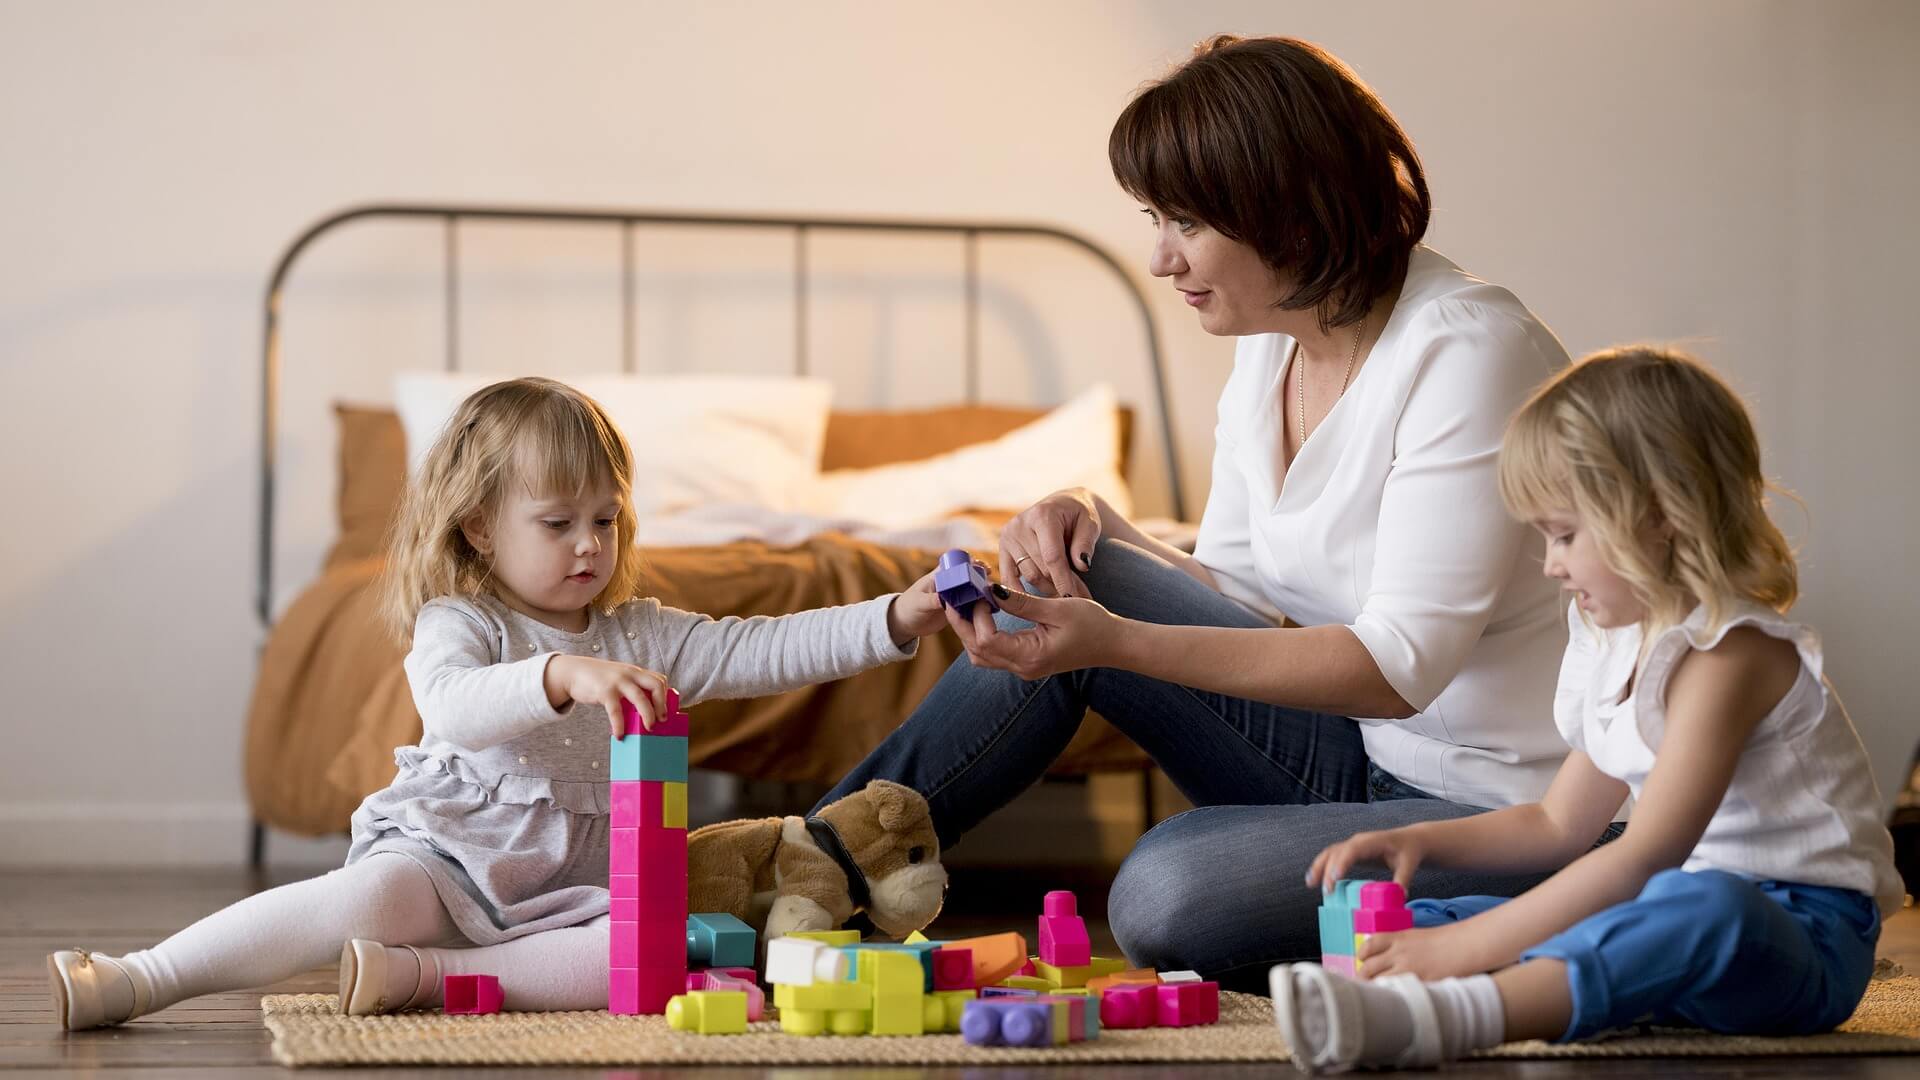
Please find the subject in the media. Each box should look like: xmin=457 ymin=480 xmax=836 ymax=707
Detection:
xmin=1412 ymin=869 xmax=1881 ymax=1040
xmin=816 ymin=538 xmax=1567 ymax=991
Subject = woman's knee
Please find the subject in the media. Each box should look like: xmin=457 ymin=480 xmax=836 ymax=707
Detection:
xmin=1108 ymin=823 xmax=1204 ymax=969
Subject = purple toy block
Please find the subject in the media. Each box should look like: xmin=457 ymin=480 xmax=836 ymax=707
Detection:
xmin=1155 ymin=981 xmax=1220 ymax=1027
xmin=961 ymin=999 xmax=1054 ymax=1047
xmin=932 ymin=947 xmax=976 ymax=990
xmin=1038 ymin=890 xmax=1091 ymax=968
xmin=933 ymin=548 xmax=1000 ymax=617
xmin=981 ymin=985 xmax=1042 ymax=998
xmin=621 ymin=689 xmax=690 ymax=738
xmin=443 ymin=974 xmax=503 ymax=1015
xmin=1099 ymin=983 xmax=1158 ymax=1029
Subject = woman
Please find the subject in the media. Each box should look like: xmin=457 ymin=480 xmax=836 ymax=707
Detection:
xmin=818 ymin=35 xmax=1586 ymax=990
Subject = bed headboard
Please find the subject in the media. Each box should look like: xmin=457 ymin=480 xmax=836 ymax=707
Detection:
xmin=259 ymin=204 xmax=1184 ymax=627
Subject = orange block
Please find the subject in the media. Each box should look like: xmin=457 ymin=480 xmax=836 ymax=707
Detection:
xmin=1087 ymin=968 xmax=1160 ymax=995
xmin=943 ymin=931 xmax=1028 ymax=987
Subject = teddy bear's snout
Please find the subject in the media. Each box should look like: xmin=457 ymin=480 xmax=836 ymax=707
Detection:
xmin=866 ymin=860 xmax=949 ymax=937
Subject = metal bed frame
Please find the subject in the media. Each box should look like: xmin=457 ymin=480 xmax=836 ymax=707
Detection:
xmin=254 ymin=203 xmax=1184 ymax=867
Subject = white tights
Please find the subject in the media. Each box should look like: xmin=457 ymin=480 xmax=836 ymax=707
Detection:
xmin=114 ymin=854 xmax=611 ymax=1014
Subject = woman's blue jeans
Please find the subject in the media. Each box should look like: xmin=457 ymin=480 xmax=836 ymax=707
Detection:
xmin=816 ymin=538 xmax=1560 ymax=991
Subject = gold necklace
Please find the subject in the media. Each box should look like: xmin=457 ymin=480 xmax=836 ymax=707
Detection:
xmin=1297 ymin=315 xmax=1365 ymax=453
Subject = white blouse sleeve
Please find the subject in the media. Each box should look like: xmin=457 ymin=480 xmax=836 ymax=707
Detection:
xmin=1348 ymin=299 xmax=1562 ymax=713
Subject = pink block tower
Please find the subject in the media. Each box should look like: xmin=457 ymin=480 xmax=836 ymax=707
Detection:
xmin=607 ymin=689 xmax=691 ymax=1014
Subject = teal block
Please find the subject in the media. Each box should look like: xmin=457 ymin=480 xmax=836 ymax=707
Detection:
xmin=609 ymin=733 xmax=687 ymax=782
xmin=1318 ymin=879 xmax=1366 ymax=956
xmin=688 ymin=912 xmax=757 ymax=968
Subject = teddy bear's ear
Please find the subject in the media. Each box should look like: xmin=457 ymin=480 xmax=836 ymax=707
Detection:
xmin=865 ymin=780 xmax=925 ymax=832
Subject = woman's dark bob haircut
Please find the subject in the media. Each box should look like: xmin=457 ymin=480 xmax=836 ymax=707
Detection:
xmin=1110 ymin=35 xmax=1431 ymax=330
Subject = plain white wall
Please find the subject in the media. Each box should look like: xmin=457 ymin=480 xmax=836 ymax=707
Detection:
xmin=2 ymin=0 xmax=1914 ymax=866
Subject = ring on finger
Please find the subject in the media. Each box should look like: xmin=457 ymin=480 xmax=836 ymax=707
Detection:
xmin=1015 ymin=555 xmax=1034 ymax=567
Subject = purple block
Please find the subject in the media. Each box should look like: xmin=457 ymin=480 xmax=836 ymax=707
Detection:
xmin=443 ymin=973 xmax=502 ymax=1015
xmin=962 ymin=999 xmax=1054 ymax=1047
xmin=934 ymin=549 xmax=999 ymax=617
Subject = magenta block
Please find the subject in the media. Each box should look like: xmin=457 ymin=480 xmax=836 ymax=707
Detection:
xmin=610 ymin=828 xmax=641 ymax=875
xmin=611 ymin=782 xmax=645 ymax=827
xmin=1155 ymin=980 xmax=1219 ymax=1027
xmin=637 ymin=780 xmax=672 ymax=829
xmin=1354 ymin=880 xmax=1413 ymax=934
xmin=932 ymin=947 xmax=975 ymax=990
xmin=611 ymin=897 xmax=637 ymax=922
xmin=609 ymin=968 xmax=641 ymax=1014
xmin=1100 ymin=984 xmax=1158 ymax=1028
xmin=1037 ymin=994 xmax=1088 ymax=1042
xmin=610 ymin=874 xmax=639 ymax=898
xmin=443 ymin=973 xmax=503 ymax=1015
xmin=610 ymin=920 xmax=639 ymax=967
xmin=710 ymin=966 xmax=757 ymax=983
xmin=1038 ymin=890 xmax=1091 ymax=967
xmin=621 ymin=689 xmax=690 ymax=737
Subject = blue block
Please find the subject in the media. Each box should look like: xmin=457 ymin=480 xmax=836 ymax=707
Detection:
xmin=687 ymin=912 xmax=757 ymax=969
xmin=609 ymin=733 xmax=687 ymax=782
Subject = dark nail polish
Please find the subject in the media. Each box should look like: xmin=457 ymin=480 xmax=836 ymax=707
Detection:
xmin=991 ymin=583 xmax=1011 ymax=600
xmin=1079 ymin=552 xmax=1092 ymax=570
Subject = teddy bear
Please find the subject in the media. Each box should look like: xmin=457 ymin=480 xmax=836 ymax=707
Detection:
xmin=688 ymin=779 xmax=947 ymax=942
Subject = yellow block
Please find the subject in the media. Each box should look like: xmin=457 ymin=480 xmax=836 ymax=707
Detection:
xmin=857 ymin=949 xmax=926 ymax=1035
xmin=1048 ymin=999 xmax=1071 ymax=1045
xmin=927 ymin=989 xmax=976 ymax=1032
xmin=1033 ymin=955 xmax=1125 ymax=988
xmin=788 ymin=929 xmax=861 ymax=947
xmin=904 ymin=930 xmax=931 ymax=945
xmin=665 ymin=990 xmax=747 ymax=1034
xmin=996 ymin=975 xmax=1051 ymax=992
xmin=662 ymin=781 xmax=687 ymax=829
xmin=774 ymin=980 xmax=869 ymax=1012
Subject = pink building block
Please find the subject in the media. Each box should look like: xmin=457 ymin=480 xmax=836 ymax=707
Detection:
xmin=1099 ymin=983 xmax=1159 ymax=1029
xmin=443 ymin=974 xmax=503 ymax=1015
xmin=688 ymin=969 xmax=765 ymax=1021
xmin=1154 ymin=980 xmax=1219 ymax=1027
xmin=1354 ymin=881 xmax=1413 ymax=934
xmin=1038 ymin=890 xmax=1091 ymax=967
xmin=932 ymin=947 xmax=976 ymax=990
xmin=609 ymin=968 xmax=641 ymax=1013
xmin=611 ymin=782 xmax=645 ymax=827
xmin=621 ymin=689 xmax=690 ymax=737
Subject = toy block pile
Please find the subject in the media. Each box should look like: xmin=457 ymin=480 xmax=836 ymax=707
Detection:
xmin=1317 ymin=879 xmax=1412 ymax=976
xmin=608 ymin=690 xmax=691 ymax=1014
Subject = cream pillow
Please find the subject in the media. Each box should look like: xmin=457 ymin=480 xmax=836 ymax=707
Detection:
xmin=806 ymin=383 xmax=1134 ymax=529
xmin=391 ymin=372 xmax=833 ymax=517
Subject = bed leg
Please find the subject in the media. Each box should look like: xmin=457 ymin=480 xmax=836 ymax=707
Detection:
xmin=248 ymin=820 xmax=266 ymax=872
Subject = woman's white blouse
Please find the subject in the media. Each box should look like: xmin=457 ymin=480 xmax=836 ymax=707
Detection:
xmin=1192 ymin=246 xmax=1571 ymax=808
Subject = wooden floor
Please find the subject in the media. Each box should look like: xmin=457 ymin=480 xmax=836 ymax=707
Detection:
xmin=1 ymin=868 xmax=1914 ymax=1077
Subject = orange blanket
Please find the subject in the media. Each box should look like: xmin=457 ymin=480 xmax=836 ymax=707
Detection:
xmin=244 ymin=536 xmax=1148 ymax=837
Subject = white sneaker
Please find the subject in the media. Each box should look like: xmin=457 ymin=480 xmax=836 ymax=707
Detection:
xmin=337 ymin=939 xmax=431 ymax=1016
xmin=47 ymin=949 xmax=144 ymax=1031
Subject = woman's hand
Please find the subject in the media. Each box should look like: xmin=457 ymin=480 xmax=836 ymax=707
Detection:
xmin=886 ymin=567 xmax=958 ymax=644
xmin=1307 ymin=827 xmax=1428 ymax=893
xmin=999 ymin=488 xmax=1102 ymax=600
xmin=544 ymin=654 xmax=672 ymax=737
xmin=1355 ymin=922 xmax=1499 ymax=981
xmin=943 ymin=584 xmax=1123 ymax=681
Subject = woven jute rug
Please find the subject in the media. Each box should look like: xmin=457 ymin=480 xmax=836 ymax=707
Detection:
xmin=261 ymin=974 xmax=1920 ymax=1068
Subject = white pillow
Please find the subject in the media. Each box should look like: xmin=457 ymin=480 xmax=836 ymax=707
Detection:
xmin=391 ymin=372 xmax=833 ymax=517
xmin=806 ymin=383 xmax=1135 ymax=529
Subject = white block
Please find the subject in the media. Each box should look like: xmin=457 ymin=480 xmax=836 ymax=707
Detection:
xmin=765 ymin=937 xmax=849 ymax=985
xmin=1160 ymin=969 xmax=1203 ymax=983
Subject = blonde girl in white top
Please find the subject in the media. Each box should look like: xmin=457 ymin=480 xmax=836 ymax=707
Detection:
xmin=1275 ymin=346 xmax=1904 ymax=1072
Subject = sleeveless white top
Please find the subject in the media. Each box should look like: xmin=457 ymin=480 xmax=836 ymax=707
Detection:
xmin=1554 ymin=599 xmax=1905 ymax=916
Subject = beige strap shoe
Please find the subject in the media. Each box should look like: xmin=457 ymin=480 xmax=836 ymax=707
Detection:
xmin=47 ymin=949 xmax=145 ymax=1031
xmin=337 ymin=939 xmax=433 ymax=1016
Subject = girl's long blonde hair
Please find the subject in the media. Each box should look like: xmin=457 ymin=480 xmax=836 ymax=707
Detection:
xmin=379 ymin=377 xmax=645 ymax=643
xmin=1498 ymin=346 xmax=1797 ymax=636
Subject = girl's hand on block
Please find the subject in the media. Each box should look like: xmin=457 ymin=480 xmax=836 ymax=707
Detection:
xmin=545 ymin=654 xmax=671 ymax=736
xmin=887 ymin=569 xmax=953 ymax=644
xmin=1355 ymin=923 xmax=1492 ymax=982
xmin=1308 ymin=828 xmax=1426 ymax=894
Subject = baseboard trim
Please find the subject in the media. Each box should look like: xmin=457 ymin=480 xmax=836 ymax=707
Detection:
xmin=0 ymin=803 xmax=348 ymax=867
